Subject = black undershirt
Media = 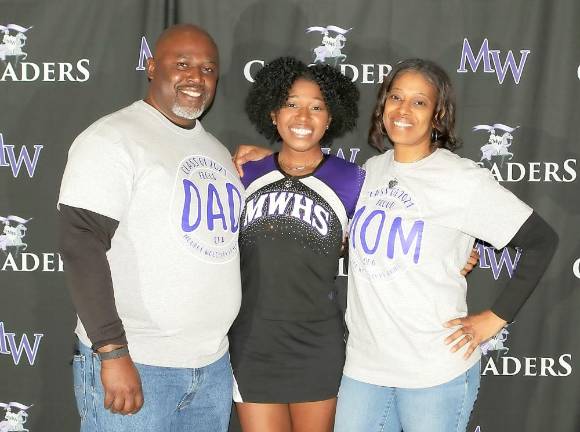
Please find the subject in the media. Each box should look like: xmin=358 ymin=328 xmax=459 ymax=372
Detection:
xmin=58 ymin=204 xmax=125 ymax=350
xmin=490 ymin=211 xmax=558 ymax=322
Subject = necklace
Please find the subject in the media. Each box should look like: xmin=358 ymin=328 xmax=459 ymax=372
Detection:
xmin=278 ymin=154 xmax=323 ymax=173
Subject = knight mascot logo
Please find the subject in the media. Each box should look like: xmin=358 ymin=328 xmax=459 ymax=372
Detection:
xmin=0 ymin=402 xmax=32 ymax=432
xmin=0 ymin=216 xmax=30 ymax=254
xmin=474 ymin=123 xmax=518 ymax=169
xmin=480 ymin=326 xmax=510 ymax=357
xmin=473 ymin=121 xmax=576 ymax=182
xmin=306 ymin=25 xmax=352 ymax=65
xmin=0 ymin=23 xmax=89 ymax=82
xmin=0 ymin=215 xmax=63 ymax=272
xmin=0 ymin=24 xmax=31 ymax=62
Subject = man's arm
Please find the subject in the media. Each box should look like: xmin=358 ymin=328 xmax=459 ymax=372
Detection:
xmin=59 ymin=204 xmax=143 ymax=415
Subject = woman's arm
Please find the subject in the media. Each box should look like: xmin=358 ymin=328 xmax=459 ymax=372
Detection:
xmin=444 ymin=211 xmax=558 ymax=359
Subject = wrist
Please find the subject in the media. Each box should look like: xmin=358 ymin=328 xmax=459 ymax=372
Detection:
xmin=487 ymin=309 xmax=508 ymax=326
xmin=95 ymin=345 xmax=130 ymax=361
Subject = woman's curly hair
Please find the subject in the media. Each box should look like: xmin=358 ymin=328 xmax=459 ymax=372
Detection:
xmin=368 ymin=58 xmax=462 ymax=153
xmin=245 ymin=56 xmax=359 ymax=145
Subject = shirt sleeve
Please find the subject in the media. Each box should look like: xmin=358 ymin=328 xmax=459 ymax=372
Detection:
xmin=58 ymin=125 xmax=134 ymax=221
xmin=491 ymin=211 xmax=558 ymax=322
xmin=460 ymin=168 xmax=533 ymax=249
xmin=58 ymin=204 xmax=126 ymax=350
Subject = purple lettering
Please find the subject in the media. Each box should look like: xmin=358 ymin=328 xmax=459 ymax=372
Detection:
xmin=135 ymin=36 xmax=152 ymax=71
xmin=349 ymin=206 xmax=366 ymax=250
xmin=485 ymin=245 xmax=521 ymax=280
xmin=387 ymin=217 xmax=424 ymax=263
xmin=457 ymin=38 xmax=493 ymax=73
xmin=360 ymin=210 xmax=386 ymax=254
xmin=0 ymin=133 xmax=43 ymax=178
xmin=490 ymin=49 xmax=530 ymax=84
xmin=207 ymin=183 xmax=227 ymax=231
xmin=181 ymin=179 xmax=202 ymax=232
xmin=0 ymin=322 xmax=9 ymax=354
xmin=5 ymin=332 xmax=44 ymax=366
xmin=226 ymin=182 xmax=241 ymax=233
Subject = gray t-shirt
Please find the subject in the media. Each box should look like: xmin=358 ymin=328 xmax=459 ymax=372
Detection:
xmin=345 ymin=148 xmax=532 ymax=388
xmin=59 ymin=101 xmax=243 ymax=368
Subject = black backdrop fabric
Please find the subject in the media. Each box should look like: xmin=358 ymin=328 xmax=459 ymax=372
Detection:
xmin=1 ymin=1 xmax=579 ymax=431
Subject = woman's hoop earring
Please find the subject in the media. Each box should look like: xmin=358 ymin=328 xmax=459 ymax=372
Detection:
xmin=431 ymin=128 xmax=441 ymax=143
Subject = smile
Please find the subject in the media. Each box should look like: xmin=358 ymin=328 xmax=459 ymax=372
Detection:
xmin=290 ymin=127 xmax=313 ymax=137
xmin=393 ymin=120 xmax=412 ymax=128
xmin=178 ymin=88 xmax=204 ymax=98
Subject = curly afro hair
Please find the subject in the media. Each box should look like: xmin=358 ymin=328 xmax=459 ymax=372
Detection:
xmin=245 ymin=56 xmax=359 ymax=145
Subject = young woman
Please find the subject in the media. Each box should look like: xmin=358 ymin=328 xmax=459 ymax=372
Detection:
xmin=229 ymin=57 xmax=363 ymax=432
xmin=333 ymin=59 xmax=558 ymax=432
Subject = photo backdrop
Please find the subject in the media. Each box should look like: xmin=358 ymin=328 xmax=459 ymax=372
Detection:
xmin=1 ymin=1 xmax=579 ymax=431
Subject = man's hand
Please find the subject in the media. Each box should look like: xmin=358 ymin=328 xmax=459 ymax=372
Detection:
xmin=460 ymin=247 xmax=480 ymax=276
xmin=444 ymin=310 xmax=507 ymax=359
xmin=232 ymin=145 xmax=273 ymax=177
xmin=98 ymin=345 xmax=143 ymax=415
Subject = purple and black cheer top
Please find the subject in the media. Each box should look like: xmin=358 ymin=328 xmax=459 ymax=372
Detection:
xmin=238 ymin=153 xmax=365 ymax=321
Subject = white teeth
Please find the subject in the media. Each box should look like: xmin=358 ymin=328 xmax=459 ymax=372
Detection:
xmin=290 ymin=127 xmax=313 ymax=136
xmin=394 ymin=120 xmax=412 ymax=128
xmin=180 ymin=89 xmax=202 ymax=97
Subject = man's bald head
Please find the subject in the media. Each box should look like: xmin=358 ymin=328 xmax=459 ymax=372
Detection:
xmin=154 ymin=24 xmax=218 ymax=58
xmin=145 ymin=24 xmax=219 ymax=128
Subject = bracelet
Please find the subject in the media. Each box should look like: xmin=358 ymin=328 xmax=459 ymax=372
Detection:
xmin=97 ymin=346 xmax=130 ymax=361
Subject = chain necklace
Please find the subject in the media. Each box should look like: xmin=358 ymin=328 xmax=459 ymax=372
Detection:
xmin=278 ymin=154 xmax=323 ymax=173
xmin=279 ymin=153 xmax=324 ymax=188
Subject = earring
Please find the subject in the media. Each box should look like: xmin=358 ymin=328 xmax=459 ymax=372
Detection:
xmin=326 ymin=124 xmax=329 ymax=130
xmin=431 ymin=129 xmax=441 ymax=143
xmin=273 ymin=120 xmax=277 ymax=125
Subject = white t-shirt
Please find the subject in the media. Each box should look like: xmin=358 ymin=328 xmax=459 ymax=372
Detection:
xmin=59 ymin=100 xmax=243 ymax=368
xmin=345 ymin=148 xmax=532 ymax=388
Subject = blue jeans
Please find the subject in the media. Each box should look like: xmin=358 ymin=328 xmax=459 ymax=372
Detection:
xmin=334 ymin=361 xmax=480 ymax=432
xmin=73 ymin=341 xmax=233 ymax=432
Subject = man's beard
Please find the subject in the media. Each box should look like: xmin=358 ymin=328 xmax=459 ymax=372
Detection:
xmin=171 ymin=101 xmax=206 ymax=120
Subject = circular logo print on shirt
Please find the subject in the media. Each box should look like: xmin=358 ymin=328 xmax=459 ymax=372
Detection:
xmin=349 ymin=181 xmax=424 ymax=281
xmin=171 ymin=155 xmax=243 ymax=263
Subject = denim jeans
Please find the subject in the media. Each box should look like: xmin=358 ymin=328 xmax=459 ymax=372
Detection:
xmin=334 ymin=361 xmax=480 ymax=432
xmin=73 ymin=341 xmax=233 ymax=432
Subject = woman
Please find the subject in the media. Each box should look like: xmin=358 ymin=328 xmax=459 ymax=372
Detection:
xmin=333 ymin=59 xmax=558 ymax=432
xmin=229 ymin=56 xmax=363 ymax=432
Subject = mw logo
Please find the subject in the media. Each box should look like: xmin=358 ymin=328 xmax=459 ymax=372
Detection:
xmin=457 ymin=38 xmax=530 ymax=84
xmin=0 ymin=322 xmax=43 ymax=366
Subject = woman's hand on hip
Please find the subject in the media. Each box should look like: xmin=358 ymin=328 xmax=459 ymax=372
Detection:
xmin=444 ymin=310 xmax=507 ymax=359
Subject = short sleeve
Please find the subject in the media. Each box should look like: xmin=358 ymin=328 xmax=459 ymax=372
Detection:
xmin=460 ymin=168 xmax=532 ymax=249
xmin=58 ymin=126 xmax=134 ymax=221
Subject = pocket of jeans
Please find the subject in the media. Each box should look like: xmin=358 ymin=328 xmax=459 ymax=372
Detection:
xmin=72 ymin=354 xmax=88 ymax=421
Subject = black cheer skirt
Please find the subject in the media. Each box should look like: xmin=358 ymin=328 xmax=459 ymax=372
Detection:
xmin=229 ymin=314 xmax=346 ymax=403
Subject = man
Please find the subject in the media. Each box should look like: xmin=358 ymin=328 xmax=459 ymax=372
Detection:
xmin=58 ymin=24 xmax=243 ymax=431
